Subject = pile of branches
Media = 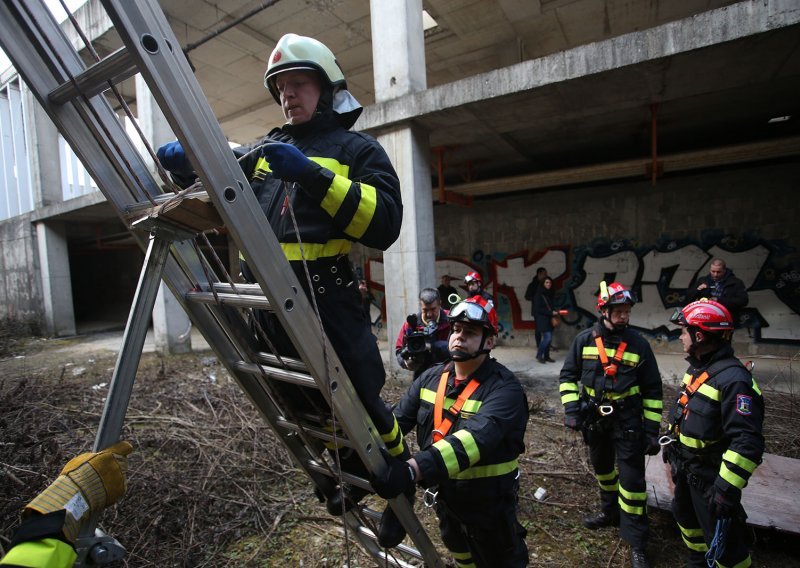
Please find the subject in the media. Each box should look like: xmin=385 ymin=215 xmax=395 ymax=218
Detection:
xmin=0 ymin=353 xmax=344 ymax=566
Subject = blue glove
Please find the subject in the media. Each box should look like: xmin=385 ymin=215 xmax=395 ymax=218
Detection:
xmin=262 ymin=142 xmax=316 ymax=184
xmin=156 ymin=140 xmax=193 ymax=176
xmin=370 ymin=449 xmax=416 ymax=499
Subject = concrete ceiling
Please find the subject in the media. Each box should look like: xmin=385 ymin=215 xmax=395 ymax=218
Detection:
xmin=79 ymin=0 xmax=800 ymax=190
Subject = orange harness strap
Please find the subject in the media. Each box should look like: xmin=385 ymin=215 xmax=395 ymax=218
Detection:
xmin=594 ymin=336 xmax=628 ymax=377
xmin=432 ymin=369 xmax=480 ymax=443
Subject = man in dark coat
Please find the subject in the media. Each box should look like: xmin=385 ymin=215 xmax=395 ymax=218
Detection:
xmin=685 ymin=258 xmax=748 ymax=324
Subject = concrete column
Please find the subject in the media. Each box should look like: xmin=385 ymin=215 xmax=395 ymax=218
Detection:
xmin=23 ymin=83 xmax=61 ymax=208
xmin=136 ymin=75 xmax=191 ymax=353
xmin=370 ymin=0 xmax=433 ymax=368
xmin=36 ymin=222 xmax=76 ymax=336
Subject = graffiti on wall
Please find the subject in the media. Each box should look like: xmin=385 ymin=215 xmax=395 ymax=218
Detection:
xmin=364 ymin=235 xmax=800 ymax=343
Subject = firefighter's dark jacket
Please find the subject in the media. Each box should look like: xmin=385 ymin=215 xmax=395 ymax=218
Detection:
xmin=671 ymin=344 xmax=765 ymax=500
xmin=559 ymin=324 xmax=663 ymax=435
xmin=393 ymin=357 xmax=528 ymax=500
xmin=233 ymin=114 xmax=402 ymax=259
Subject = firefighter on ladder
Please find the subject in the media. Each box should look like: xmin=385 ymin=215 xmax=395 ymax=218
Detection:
xmin=371 ymin=296 xmax=529 ymax=566
xmin=1 ymin=443 xmax=132 ymax=568
xmin=662 ymin=299 xmax=764 ymax=567
xmin=157 ymin=33 xmax=408 ymax=544
xmin=558 ymin=281 xmax=663 ymax=568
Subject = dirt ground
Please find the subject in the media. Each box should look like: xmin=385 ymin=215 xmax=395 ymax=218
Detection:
xmin=0 ymin=333 xmax=797 ymax=567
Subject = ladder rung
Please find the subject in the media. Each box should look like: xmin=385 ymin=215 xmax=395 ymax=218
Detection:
xmin=275 ymin=417 xmax=353 ymax=448
xmin=211 ymin=282 xmax=267 ymax=296
xmin=254 ymin=351 xmax=308 ymax=373
xmin=48 ymin=47 xmax=137 ymax=104
xmin=355 ymin=523 xmax=423 ymax=564
xmin=232 ymin=360 xmax=318 ymax=388
xmin=185 ymin=291 xmax=273 ymax=310
xmin=307 ymin=459 xmax=371 ymax=491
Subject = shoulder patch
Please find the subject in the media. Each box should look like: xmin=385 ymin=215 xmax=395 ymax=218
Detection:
xmin=736 ymin=393 xmax=753 ymax=416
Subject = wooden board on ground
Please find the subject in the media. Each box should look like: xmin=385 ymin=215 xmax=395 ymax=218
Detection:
xmin=645 ymin=452 xmax=800 ymax=535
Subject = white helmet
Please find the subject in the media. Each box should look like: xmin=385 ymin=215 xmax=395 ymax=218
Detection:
xmin=264 ymin=34 xmax=346 ymax=103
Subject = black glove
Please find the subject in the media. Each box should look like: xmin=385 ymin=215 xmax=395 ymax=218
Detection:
xmin=644 ymin=434 xmax=661 ymax=456
xmin=564 ymin=412 xmax=581 ymax=431
xmin=708 ymin=486 xmax=738 ymax=519
xmin=156 ymin=140 xmax=193 ymax=177
xmin=370 ymin=450 xmax=416 ymax=499
xmin=262 ymin=142 xmax=317 ymax=185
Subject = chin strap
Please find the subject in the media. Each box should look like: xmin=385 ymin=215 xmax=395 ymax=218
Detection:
xmin=448 ymin=330 xmax=492 ymax=361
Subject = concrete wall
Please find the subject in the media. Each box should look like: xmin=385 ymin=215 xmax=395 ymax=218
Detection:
xmin=355 ymin=160 xmax=800 ymax=354
xmin=0 ymin=214 xmax=42 ymax=327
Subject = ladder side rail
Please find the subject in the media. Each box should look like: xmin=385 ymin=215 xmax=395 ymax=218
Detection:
xmin=0 ymin=0 xmax=160 ymax=212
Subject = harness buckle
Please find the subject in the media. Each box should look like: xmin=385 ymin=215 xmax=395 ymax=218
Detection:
xmin=598 ymin=404 xmax=614 ymax=416
xmin=658 ymin=434 xmax=675 ymax=447
xmin=423 ymin=488 xmax=438 ymax=508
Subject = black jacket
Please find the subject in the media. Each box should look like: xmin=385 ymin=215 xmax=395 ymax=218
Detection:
xmin=559 ymin=324 xmax=663 ymax=435
xmin=669 ymin=345 xmax=764 ymax=500
xmin=533 ymin=289 xmax=555 ymax=333
xmin=685 ymin=269 xmax=748 ymax=320
xmin=393 ymin=358 xmax=528 ymax=511
xmin=234 ymin=114 xmax=402 ymax=258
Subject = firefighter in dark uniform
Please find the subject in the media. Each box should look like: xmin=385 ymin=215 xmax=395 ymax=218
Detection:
xmin=1 ymin=442 xmax=132 ymax=568
xmin=464 ymin=271 xmax=493 ymax=305
xmin=559 ymin=282 xmax=662 ymax=568
xmin=663 ymin=299 xmax=764 ymax=568
xmin=372 ymin=296 xmax=529 ymax=567
xmin=157 ymin=34 xmax=407 ymax=539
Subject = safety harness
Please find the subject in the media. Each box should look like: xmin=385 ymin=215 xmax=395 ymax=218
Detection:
xmin=432 ymin=367 xmax=480 ymax=443
xmin=589 ymin=334 xmax=628 ymax=416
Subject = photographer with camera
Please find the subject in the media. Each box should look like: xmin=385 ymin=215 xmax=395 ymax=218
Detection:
xmin=558 ymin=282 xmax=663 ymax=568
xmin=395 ymin=288 xmax=450 ymax=378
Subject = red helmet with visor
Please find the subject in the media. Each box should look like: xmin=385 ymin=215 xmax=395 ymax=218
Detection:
xmin=448 ymin=295 xmax=498 ymax=336
xmin=596 ymin=281 xmax=636 ymax=311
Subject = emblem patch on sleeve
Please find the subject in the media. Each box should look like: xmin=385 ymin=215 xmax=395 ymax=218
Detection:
xmin=736 ymin=394 xmax=753 ymax=416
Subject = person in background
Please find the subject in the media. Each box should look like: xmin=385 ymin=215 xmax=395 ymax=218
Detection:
xmin=395 ymin=288 xmax=450 ymax=378
xmin=685 ymin=258 xmax=748 ymax=325
xmin=534 ymin=276 xmax=558 ymax=363
xmin=558 ymin=282 xmax=663 ymax=568
xmin=524 ymin=267 xmax=548 ymax=347
xmin=1 ymin=442 xmax=132 ymax=568
xmin=438 ymin=275 xmax=459 ymax=310
xmin=464 ymin=271 xmax=493 ymax=305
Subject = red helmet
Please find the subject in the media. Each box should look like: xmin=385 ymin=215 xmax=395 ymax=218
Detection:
xmin=464 ymin=271 xmax=482 ymax=285
xmin=448 ymin=295 xmax=498 ymax=335
xmin=671 ymin=299 xmax=733 ymax=333
xmin=596 ymin=281 xmax=636 ymax=310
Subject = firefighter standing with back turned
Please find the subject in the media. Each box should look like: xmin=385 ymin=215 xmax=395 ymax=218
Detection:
xmin=663 ymin=299 xmax=764 ymax=567
xmin=559 ymin=282 xmax=663 ymax=568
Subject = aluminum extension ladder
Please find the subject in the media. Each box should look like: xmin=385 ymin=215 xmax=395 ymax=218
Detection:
xmin=0 ymin=1 xmax=442 ymax=566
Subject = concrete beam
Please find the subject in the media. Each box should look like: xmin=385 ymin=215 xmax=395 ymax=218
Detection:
xmin=356 ymin=0 xmax=800 ymax=132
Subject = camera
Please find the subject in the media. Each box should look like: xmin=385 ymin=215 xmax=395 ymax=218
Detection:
xmin=404 ymin=314 xmax=430 ymax=356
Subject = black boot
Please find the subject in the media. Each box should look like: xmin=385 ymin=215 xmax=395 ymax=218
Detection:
xmin=582 ymin=510 xmax=619 ymax=529
xmin=325 ymin=484 xmax=370 ymax=516
xmin=630 ymin=548 xmax=651 ymax=568
xmin=377 ymin=503 xmax=406 ymax=548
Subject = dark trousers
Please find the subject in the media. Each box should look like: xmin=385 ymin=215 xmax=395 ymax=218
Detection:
xmin=436 ymin=493 xmax=528 ymax=568
xmin=242 ymin=258 xmax=405 ymax=458
xmin=671 ymin=467 xmax=751 ymax=567
xmin=587 ymin=412 xmax=649 ymax=549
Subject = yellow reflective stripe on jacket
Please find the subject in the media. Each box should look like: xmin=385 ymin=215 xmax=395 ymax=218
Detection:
xmin=433 ymin=437 xmax=460 ymax=477
xmin=382 ymin=417 xmax=406 ymax=457
xmin=560 ymin=381 xmax=580 ymax=404
xmin=581 ymin=346 xmax=641 ymax=365
xmin=0 ymin=538 xmax=77 ymax=567
xmin=343 ymin=180 xmax=377 ymax=239
xmin=751 ymin=378 xmax=762 ymax=396
xmin=420 ymin=388 xmax=482 ymax=414
xmin=723 ymin=449 xmax=758 ymax=473
xmin=453 ymin=430 xmax=480 ymax=466
xmin=696 ymin=382 xmax=720 ymax=401
xmin=280 ymin=240 xmax=351 ymax=261
xmin=584 ymin=385 xmax=641 ymax=400
xmin=314 ymin=158 xmax=350 ymax=218
xmin=453 ymin=458 xmax=519 ymax=480
xmin=642 ymin=397 xmax=663 ymax=423
xmin=720 ymin=462 xmax=748 ymax=489
xmin=679 ymin=433 xmax=720 ymax=449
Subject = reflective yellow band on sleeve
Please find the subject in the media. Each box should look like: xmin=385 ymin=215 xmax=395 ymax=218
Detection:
xmin=452 ymin=430 xmax=480 ymax=466
xmin=559 ymin=382 xmax=579 ymax=392
xmin=319 ymin=174 xmax=349 ymax=218
xmin=0 ymin=538 xmax=77 ymax=567
xmin=751 ymin=378 xmax=761 ymax=396
xmin=343 ymin=181 xmax=377 ymax=239
xmin=454 ymin=459 xmax=518 ymax=480
xmin=720 ymin=462 xmax=748 ymax=489
xmin=561 ymin=393 xmax=580 ymax=404
xmin=433 ymin=438 xmax=461 ymax=477
xmin=723 ymin=449 xmax=758 ymax=473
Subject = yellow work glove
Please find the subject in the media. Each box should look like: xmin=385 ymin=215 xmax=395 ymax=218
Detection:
xmin=24 ymin=441 xmax=133 ymax=543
